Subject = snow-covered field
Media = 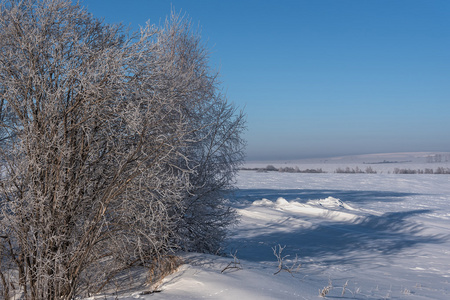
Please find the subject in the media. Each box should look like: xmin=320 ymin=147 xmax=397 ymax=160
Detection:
xmin=92 ymin=153 xmax=450 ymax=299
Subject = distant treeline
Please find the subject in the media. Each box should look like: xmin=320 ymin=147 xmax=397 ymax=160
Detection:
xmin=335 ymin=167 xmax=377 ymax=174
xmin=334 ymin=167 xmax=450 ymax=174
xmin=240 ymin=165 xmax=325 ymax=173
xmin=240 ymin=165 xmax=450 ymax=175
xmin=392 ymin=167 xmax=450 ymax=174
xmin=363 ymin=160 xmax=411 ymax=164
xmin=426 ymin=154 xmax=450 ymax=163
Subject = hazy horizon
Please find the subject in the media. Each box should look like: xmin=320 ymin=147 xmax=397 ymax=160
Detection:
xmin=80 ymin=0 xmax=450 ymax=161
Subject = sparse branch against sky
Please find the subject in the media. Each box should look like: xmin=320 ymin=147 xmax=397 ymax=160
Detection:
xmin=80 ymin=0 xmax=450 ymax=160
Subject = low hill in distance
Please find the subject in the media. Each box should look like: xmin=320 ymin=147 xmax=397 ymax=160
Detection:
xmin=244 ymin=152 xmax=450 ymax=174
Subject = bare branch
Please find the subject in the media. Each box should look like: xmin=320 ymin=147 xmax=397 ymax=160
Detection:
xmin=0 ymin=1 xmax=245 ymax=298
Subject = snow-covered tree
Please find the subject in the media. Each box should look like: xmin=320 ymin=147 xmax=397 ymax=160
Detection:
xmin=0 ymin=0 xmax=245 ymax=298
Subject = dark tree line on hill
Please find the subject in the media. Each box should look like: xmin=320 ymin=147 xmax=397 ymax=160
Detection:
xmin=241 ymin=166 xmax=450 ymax=175
xmin=240 ymin=165 xmax=325 ymax=173
xmin=393 ymin=167 xmax=450 ymax=174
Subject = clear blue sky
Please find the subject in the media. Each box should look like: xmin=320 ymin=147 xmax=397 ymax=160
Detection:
xmin=79 ymin=0 xmax=450 ymax=160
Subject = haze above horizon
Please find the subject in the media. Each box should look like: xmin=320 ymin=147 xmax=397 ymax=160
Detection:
xmin=80 ymin=0 xmax=450 ymax=161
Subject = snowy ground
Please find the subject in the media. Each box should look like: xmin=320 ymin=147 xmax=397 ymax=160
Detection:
xmin=91 ymin=153 xmax=450 ymax=299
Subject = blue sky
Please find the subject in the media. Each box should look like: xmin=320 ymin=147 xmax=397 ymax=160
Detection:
xmin=79 ymin=0 xmax=450 ymax=160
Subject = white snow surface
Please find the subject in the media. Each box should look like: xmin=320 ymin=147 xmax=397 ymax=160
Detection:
xmin=89 ymin=154 xmax=450 ymax=299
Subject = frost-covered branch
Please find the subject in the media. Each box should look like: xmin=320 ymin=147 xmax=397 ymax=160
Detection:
xmin=0 ymin=1 xmax=245 ymax=298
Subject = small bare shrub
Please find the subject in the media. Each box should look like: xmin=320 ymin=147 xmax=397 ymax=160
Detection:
xmin=272 ymin=245 xmax=301 ymax=275
xmin=221 ymin=251 xmax=242 ymax=273
xmin=402 ymin=287 xmax=411 ymax=295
